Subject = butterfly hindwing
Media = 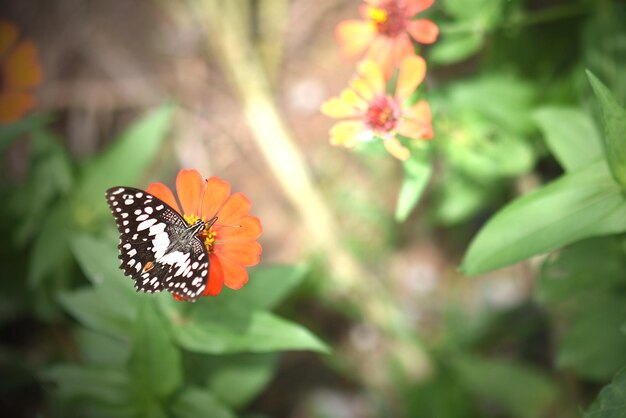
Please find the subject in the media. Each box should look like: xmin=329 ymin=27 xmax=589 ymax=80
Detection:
xmin=105 ymin=186 xmax=209 ymax=301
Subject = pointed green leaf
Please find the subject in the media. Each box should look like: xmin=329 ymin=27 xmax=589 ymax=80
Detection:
xmin=170 ymin=387 xmax=236 ymax=418
xmin=584 ymin=368 xmax=626 ymax=418
xmin=462 ymin=160 xmax=626 ymax=275
xmin=70 ymin=234 xmax=126 ymax=285
xmin=587 ymin=71 xmax=626 ymax=189
xmin=130 ymin=298 xmax=182 ymax=400
xmin=395 ymin=156 xmax=432 ymax=222
xmin=533 ymin=107 xmax=603 ymax=171
xmin=172 ymin=309 xmax=328 ymax=354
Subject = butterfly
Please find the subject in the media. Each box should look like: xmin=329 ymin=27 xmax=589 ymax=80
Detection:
xmin=105 ymin=186 xmax=216 ymax=301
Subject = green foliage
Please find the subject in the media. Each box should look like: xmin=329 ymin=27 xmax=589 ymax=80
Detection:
xmin=587 ymin=71 xmax=626 ymax=190
xmin=584 ymin=368 xmax=626 ymax=418
xmin=395 ymin=149 xmax=432 ymax=222
xmin=538 ymin=237 xmax=626 ymax=381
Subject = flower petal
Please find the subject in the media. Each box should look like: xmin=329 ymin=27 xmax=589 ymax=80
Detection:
xmin=216 ymin=216 xmax=262 ymax=241
xmin=395 ymin=55 xmax=426 ymax=103
xmin=215 ymin=241 xmax=262 ymax=266
xmin=4 ymin=40 xmax=43 ymax=90
xmin=365 ymin=37 xmax=395 ymax=79
xmin=218 ymin=192 xmax=252 ymax=226
xmin=402 ymin=0 xmax=434 ymax=16
xmin=406 ymin=19 xmax=439 ymax=44
xmin=146 ymin=182 xmax=182 ymax=215
xmin=383 ymin=136 xmax=410 ymax=160
xmin=329 ymin=120 xmax=366 ymax=148
xmin=176 ymin=169 xmax=204 ymax=217
xmin=219 ymin=255 xmax=250 ymax=290
xmin=355 ymin=59 xmax=386 ymax=96
xmin=203 ymin=253 xmax=224 ymax=296
xmin=335 ymin=20 xmax=377 ymax=59
xmin=0 ymin=92 xmax=35 ymax=124
xmin=396 ymin=100 xmax=433 ymax=139
xmin=200 ymin=176 xmax=231 ymax=220
xmin=0 ymin=21 xmax=18 ymax=57
xmin=321 ymin=89 xmax=366 ymax=118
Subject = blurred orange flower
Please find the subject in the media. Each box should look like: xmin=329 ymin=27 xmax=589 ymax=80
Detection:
xmin=336 ymin=0 xmax=438 ymax=78
xmin=147 ymin=170 xmax=262 ymax=298
xmin=321 ymin=55 xmax=433 ymax=161
xmin=0 ymin=21 xmax=43 ymax=124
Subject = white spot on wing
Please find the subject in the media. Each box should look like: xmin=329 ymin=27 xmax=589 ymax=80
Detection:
xmin=137 ymin=218 xmax=158 ymax=231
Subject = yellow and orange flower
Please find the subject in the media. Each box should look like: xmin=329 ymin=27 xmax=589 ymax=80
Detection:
xmin=147 ymin=169 xmax=262 ymax=298
xmin=336 ymin=0 xmax=438 ymax=78
xmin=0 ymin=21 xmax=43 ymax=124
xmin=321 ymin=55 xmax=433 ymax=161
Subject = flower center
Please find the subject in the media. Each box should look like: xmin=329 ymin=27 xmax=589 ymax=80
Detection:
xmin=184 ymin=214 xmax=217 ymax=252
xmin=365 ymin=96 xmax=399 ymax=132
xmin=366 ymin=3 xmax=406 ymax=37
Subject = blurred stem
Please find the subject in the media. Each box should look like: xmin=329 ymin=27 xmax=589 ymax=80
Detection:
xmin=440 ymin=2 xmax=591 ymax=35
xmin=188 ymin=0 xmax=431 ymax=384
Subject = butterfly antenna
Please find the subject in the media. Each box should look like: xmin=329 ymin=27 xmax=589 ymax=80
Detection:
xmin=198 ymin=178 xmax=208 ymax=220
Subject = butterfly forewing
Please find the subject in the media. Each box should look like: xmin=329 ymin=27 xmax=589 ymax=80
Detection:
xmin=105 ymin=186 xmax=209 ymax=301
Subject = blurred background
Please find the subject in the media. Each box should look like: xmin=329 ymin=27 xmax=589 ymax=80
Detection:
xmin=1 ymin=0 xmax=625 ymax=417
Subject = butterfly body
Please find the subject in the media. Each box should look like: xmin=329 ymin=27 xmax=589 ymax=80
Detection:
xmin=105 ymin=186 xmax=210 ymax=301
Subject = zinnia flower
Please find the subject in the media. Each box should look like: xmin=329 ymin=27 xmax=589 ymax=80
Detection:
xmin=0 ymin=21 xmax=43 ymax=124
xmin=321 ymin=55 xmax=433 ymax=160
xmin=146 ymin=169 xmax=262 ymax=298
xmin=336 ymin=0 xmax=438 ymax=78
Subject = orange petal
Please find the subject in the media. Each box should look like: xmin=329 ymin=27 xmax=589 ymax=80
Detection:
xmin=395 ymin=55 xmax=426 ymax=103
xmin=176 ymin=169 xmax=204 ymax=217
xmin=219 ymin=255 xmax=250 ymax=290
xmin=355 ymin=59 xmax=386 ymax=96
xmin=203 ymin=254 xmax=224 ymax=296
xmin=397 ymin=100 xmax=433 ymax=139
xmin=200 ymin=176 xmax=231 ymax=220
xmin=366 ymin=37 xmax=395 ymax=79
xmin=329 ymin=120 xmax=366 ymax=148
xmin=0 ymin=92 xmax=35 ymax=124
xmin=402 ymin=0 xmax=434 ymax=16
xmin=218 ymin=192 xmax=252 ymax=225
xmin=4 ymin=40 xmax=43 ymax=90
xmin=335 ymin=20 xmax=377 ymax=59
xmin=383 ymin=136 xmax=410 ymax=160
xmin=216 ymin=216 xmax=262 ymax=241
xmin=215 ymin=241 xmax=262 ymax=266
xmin=0 ymin=21 xmax=18 ymax=57
xmin=406 ymin=19 xmax=439 ymax=44
xmin=146 ymin=182 xmax=182 ymax=215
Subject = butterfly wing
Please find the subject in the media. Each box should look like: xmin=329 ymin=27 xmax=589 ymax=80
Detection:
xmin=105 ymin=186 xmax=209 ymax=301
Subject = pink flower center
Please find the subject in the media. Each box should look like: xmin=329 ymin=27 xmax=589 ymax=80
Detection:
xmin=365 ymin=96 xmax=399 ymax=132
xmin=368 ymin=2 xmax=407 ymax=37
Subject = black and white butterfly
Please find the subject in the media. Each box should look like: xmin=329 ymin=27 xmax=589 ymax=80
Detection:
xmin=105 ymin=186 xmax=215 ymax=302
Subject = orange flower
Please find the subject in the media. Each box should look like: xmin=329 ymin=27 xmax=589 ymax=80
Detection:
xmin=147 ymin=170 xmax=262 ymax=298
xmin=336 ymin=0 xmax=438 ymax=78
xmin=321 ymin=55 xmax=433 ymax=161
xmin=0 ymin=21 xmax=43 ymax=124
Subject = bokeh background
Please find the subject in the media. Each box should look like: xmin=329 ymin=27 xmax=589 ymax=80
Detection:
xmin=1 ymin=0 xmax=625 ymax=417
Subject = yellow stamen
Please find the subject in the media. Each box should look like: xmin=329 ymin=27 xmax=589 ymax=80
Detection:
xmin=183 ymin=214 xmax=217 ymax=252
xmin=366 ymin=7 xmax=388 ymax=24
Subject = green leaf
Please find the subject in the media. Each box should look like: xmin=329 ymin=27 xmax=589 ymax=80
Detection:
xmin=74 ymin=104 xmax=174 ymax=221
xmin=434 ymin=172 xmax=495 ymax=225
xmin=462 ymin=160 xmax=626 ymax=275
xmin=395 ymin=156 xmax=432 ymax=222
xmin=533 ymin=107 xmax=603 ymax=171
xmin=0 ymin=113 xmax=52 ymax=154
xmin=70 ymin=233 xmax=126 ymax=285
xmin=130 ymin=298 xmax=182 ymax=400
xmin=204 ymin=353 xmax=278 ymax=408
xmin=584 ymin=368 xmax=626 ymax=418
xmin=453 ymin=356 xmax=557 ymax=418
xmin=539 ymin=238 xmax=626 ymax=380
xmin=429 ymin=30 xmax=484 ymax=65
xmin=587 ymin=71 xmax=626 ymax=189
xmin=172 ymin=309 xmax=328 ymax=354
xmin=170 ymin=387 xmax=236 ymax=418
xmin=41 ymin=364 xmax=132 ymax=405
xmin=75 ymin=328 xmax=130 ymax=366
